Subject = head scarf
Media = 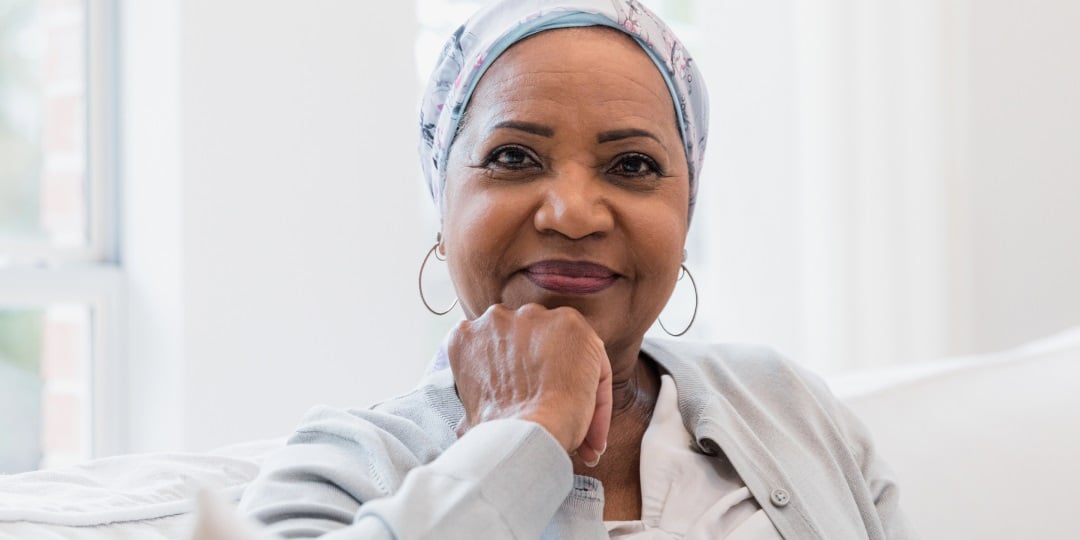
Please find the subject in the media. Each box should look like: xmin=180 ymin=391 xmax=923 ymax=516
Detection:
xmin=418 ymin=0 xmax=709 ymax=222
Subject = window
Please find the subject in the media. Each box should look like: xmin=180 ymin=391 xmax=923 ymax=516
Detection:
xmin=0 ymin=306 xmax=92 ymax=471
xmin=0 ymin=0 xmax=118 ymax=473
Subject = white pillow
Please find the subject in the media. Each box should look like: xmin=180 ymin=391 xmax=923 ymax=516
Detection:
xmin=0 ymin=440 xmax=282 ymax=540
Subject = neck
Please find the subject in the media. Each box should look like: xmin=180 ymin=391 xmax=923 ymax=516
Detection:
xmin=610 ymin=355 xmax=659 ymax=417
xmin=606 ymin=340 xmax=660 ymax=416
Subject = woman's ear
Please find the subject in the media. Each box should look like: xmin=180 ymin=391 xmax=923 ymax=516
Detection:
xmin=437 ymin=231 xmax=447 ymax=256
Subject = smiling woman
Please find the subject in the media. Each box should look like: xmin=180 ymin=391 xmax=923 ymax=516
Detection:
xmin=440 ymin=29 xmax=690 ymax=512
xmin=238 ymin=1 xmax=914 ymax=538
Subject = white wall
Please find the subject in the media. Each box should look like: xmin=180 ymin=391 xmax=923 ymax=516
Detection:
xmin=122 ymin=1 xmax=432 ymax=453
xmin=962 ymin=0 xmax=1080 ymax=354
xmin=691 ymin=0 xmax=958 ymax=372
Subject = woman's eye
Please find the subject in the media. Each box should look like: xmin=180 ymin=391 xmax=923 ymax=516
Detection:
xmin=487 ymin=147 xmax=537 ymax=170
xmin=610 ymin=154 xmax=659 ymax=177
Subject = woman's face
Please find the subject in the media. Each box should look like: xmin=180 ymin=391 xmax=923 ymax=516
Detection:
xmin=442 ymin=27 xmax=690 ymax=356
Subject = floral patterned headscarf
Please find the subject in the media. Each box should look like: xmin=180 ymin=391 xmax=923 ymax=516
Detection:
xmin=418 ymin=0 xmax=709 ymax=222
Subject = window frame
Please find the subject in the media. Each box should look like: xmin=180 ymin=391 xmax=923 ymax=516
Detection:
xmin=0 ymin=0 xmax=123 ymax=463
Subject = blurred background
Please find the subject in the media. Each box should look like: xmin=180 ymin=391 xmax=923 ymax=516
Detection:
xmin=0 ymin=0 xmax=1077 ymax=473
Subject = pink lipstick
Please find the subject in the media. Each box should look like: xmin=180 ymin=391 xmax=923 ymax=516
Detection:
xmin=523 ymin=261 xmax=618 ymax=295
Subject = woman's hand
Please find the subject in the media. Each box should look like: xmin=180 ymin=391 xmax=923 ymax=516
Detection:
xmin=448 ymin=303 xmax=613 ymax=466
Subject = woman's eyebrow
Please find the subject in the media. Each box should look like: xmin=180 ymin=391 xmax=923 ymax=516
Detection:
xmin=597 ymin=128 xmax=662 ymax=144
xmin=491 ymin=120 xmax=554 ymax=137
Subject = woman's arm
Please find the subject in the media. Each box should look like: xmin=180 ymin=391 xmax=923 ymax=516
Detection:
xmin=241 ymin=304 xmax=611 ymax=538
xmin=828 ymin=397 xmax=917 ymax=539
xmin=791 ymin=363 xmax=918 ymax=538
xmin=240 ymin=412 xmax=571 ymax=539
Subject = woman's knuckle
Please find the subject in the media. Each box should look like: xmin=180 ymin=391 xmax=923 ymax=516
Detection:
xmin=517 ymin=302 xmax=543 ymax=315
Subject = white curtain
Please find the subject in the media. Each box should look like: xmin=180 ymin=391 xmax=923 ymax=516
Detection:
xmin=684 ymin=0 xmax=968 ymax=372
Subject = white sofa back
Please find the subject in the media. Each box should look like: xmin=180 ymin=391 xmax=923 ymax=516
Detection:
xmin=836 ymin=328 xmax=1080 ymax=539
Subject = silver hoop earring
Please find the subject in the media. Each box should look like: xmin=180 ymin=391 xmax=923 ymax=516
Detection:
xmin=658 ymin=263 xmax=698 ymax=337
xmin=418 ymin=236 xmax=458 ymax=316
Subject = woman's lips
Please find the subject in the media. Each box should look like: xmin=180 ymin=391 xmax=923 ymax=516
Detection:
xmin=523 ymin=260 xmax=619 ymax=295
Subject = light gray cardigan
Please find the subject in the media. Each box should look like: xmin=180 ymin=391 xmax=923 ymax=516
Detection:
xmin=239 ymin=338 xmax=915 ymax=539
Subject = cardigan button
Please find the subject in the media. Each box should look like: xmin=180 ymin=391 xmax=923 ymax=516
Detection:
xmin=770 ymin=488 xmax=791 ymax=507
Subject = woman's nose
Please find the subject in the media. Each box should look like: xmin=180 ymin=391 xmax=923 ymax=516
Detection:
xmin=532 ymin=166 xmax=615 ymax=240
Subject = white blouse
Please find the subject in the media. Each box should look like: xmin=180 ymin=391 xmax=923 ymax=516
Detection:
xmin=604 ymin=375 xmax=783 ymax=540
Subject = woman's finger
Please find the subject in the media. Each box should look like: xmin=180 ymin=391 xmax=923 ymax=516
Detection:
xmin=579 ymin=352 xmax=613 ymax=466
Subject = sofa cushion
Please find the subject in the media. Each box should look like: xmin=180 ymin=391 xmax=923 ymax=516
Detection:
xmin=836 ymin=327 xmax=1080 ymax=540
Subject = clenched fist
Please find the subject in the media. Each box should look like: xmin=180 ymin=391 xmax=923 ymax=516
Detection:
xmin=448 ymin=303 xmax=613 ymax=466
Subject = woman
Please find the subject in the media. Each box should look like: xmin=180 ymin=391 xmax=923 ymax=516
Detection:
xmin=240 ymin=1 xmax=913 ymax=538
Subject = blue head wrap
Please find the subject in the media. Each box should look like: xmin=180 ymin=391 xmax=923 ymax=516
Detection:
xmin=418 ymin=0 xmax=709 ymax=222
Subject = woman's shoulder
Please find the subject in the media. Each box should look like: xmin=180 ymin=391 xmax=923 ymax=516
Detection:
xmin=642 ymin=337 xmax=847 ymax=431
xmin=643 ymin=338 xmax=828 ymax=392
xmin=640 ymin=344 xmax=910 ymax=536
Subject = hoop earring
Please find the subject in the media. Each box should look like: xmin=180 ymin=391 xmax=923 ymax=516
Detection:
xmin=658 ymin=263 xmax=698 ymax=337
xmin=418 ymin=235 xmax=458 ymax=316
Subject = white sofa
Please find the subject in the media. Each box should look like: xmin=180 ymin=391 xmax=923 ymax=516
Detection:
xmin=833 ymin=327 xmax=1080 ymax=539
xmin=2 ymin=328 xmax=1078 ymax=539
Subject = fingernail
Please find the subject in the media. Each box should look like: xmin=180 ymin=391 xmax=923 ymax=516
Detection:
xmin=585 ymin=457 xmax=600 ymax=468
xmin=598 ymin=442 xmax=607 ymax=456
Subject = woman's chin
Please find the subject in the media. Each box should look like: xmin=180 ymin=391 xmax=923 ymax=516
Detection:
xmin=499 ymin=282 xmax=614 ymax=317
xmin=498 ymin=293 xmax=642 ymax=347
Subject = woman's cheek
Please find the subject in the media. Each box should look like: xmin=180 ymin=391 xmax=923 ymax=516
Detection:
xmin=445 ymin=200 xmax=517 ymax=316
